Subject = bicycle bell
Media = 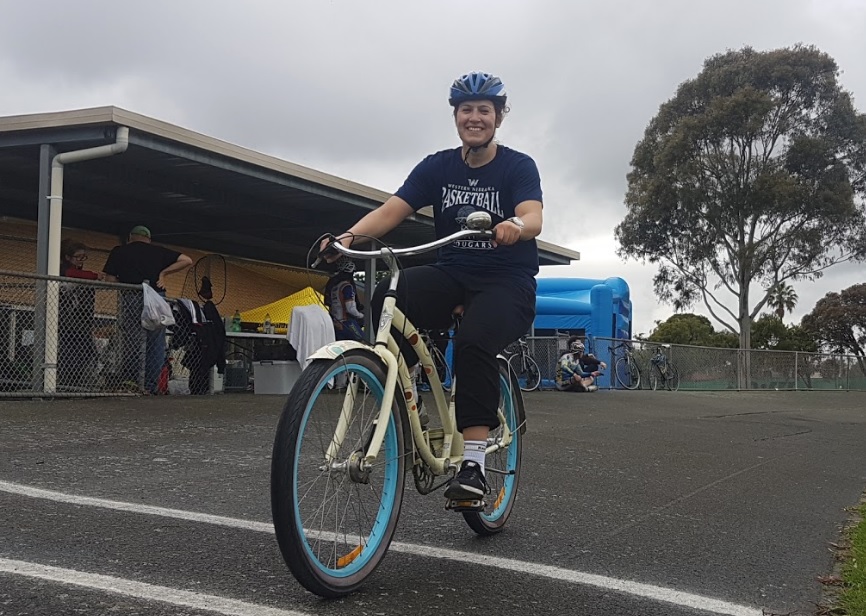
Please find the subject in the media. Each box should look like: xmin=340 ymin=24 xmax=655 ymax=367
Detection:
xmin=465 ymin=211 xmax=492 ymax=230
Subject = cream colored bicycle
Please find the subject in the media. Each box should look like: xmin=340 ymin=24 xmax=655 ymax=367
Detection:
xmin=270 ymin=212 xmax=526 ymax=598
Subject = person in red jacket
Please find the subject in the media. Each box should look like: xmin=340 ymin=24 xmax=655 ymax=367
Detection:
xmin=60 ymin=239 xmax=105 ymax=281
xmin=58 ymin=239 xmax=103 ymax=388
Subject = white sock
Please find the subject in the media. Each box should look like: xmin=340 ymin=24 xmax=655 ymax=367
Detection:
xmin=463 ymin=440 xmax=487 ymax=475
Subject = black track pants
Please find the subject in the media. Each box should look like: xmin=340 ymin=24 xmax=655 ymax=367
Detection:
xmin=372 ymin=265 xmax=535 ymax=431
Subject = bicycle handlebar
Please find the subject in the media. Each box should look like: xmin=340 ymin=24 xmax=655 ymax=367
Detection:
xmin=316 ymin=211 xmax=494 ymax=267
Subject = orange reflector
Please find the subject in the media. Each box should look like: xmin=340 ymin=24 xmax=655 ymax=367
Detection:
xmin=493 ymin=487 xmax=506 ymax=509
xmin=337 ymin=544 xmax=363 ymax=568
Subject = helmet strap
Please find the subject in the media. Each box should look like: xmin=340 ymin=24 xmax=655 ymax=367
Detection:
xmin=463 ymin=135 xmax=496 ymax=166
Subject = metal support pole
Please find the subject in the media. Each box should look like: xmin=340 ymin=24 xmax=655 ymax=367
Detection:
xmin=36 ymin=144 xmax=56 ymax=275
xmin=30 ymin=145 xmax=56 ymax=392
xmin=794 ymin=351 xmax=798 ymax=391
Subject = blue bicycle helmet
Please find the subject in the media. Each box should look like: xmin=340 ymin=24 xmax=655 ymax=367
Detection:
xmin=448 ymin=71 xmax=507 ymax=108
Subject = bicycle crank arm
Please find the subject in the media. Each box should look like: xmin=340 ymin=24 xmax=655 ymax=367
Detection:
xmin=484 ymin=467 xmax=516 ymax=476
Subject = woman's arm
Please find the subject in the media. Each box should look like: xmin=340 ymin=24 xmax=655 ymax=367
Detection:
xmin=492 ymin=200 xmax=543 ymax=247
xmin=337 ymin=196 xmax=415 ymax=248
xmin=63 ymin=267 xmax=101 ymax=281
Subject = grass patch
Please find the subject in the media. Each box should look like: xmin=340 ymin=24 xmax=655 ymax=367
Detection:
xmin=841 ymin=502 xmax=866 ymax=614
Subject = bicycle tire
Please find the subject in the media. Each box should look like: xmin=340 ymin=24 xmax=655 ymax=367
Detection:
xmin=429 ymin=343 xmax=452 ymax=392
xmin=509 ymin=353 xmax=540 ymax=392
xmin=271 ymin=351 xmax=406 ymax=598
xmin=666 ymin=364 xmax=680 ymax=392
xmin=649 ymin=365 xmax=663 ymax=391
xmin=615 ymin=356 xmax=641 ymax=390
xmin=462 ymin=361 xmax=523 ymax=535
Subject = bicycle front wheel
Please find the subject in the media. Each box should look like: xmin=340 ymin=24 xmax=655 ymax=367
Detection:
xmin=509 ymin=353 xmax=541 ymax=392
xmin=271 ymin=351 xmax=406 ymax=598
xmin=462 ymin=362 xmax=523 ymax=535
xmin=615 ymin=356 xmax=641 ymax=390
xmin=649 ymin=365 xmax=663 ymax=391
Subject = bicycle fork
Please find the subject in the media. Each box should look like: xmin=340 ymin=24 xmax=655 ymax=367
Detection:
xmin=324 ymin=347 xmax=400 ymax=469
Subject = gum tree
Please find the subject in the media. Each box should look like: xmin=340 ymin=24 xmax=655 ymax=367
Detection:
xmin=616 ymin=45 xmax=866 ymax=351
xmin=801 ymin=283 xmax=866 ymax=375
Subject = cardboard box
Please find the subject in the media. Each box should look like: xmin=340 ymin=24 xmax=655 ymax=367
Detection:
xmin=253 ymin=360 xmax=302 ymax=395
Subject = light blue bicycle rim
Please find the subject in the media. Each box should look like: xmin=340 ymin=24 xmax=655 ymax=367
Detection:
xmin=481 ymin=373 xmax=518 ymax=522
xmin=293 ymin=363 xmax=399 ymax=577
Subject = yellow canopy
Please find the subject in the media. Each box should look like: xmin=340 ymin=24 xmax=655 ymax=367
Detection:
xmin=239 ymin=286 xmax=326 ymax=330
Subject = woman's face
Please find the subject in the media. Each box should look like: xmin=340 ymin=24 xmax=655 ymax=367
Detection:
xmin=454 ymin=100 xmax=500 ymax=148
xmin=69 ymin=250 xmax=87 ymax=268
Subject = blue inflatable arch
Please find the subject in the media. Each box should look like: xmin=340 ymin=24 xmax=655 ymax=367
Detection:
xmin=533 ymin=277 xmax=633 ymax=389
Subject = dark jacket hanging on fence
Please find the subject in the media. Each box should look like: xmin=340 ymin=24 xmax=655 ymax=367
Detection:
xmin=169 ymin=299 xmax=226 ymax=394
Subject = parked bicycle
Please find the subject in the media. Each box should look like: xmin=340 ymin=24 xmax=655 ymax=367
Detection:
xmin=504 ymin=336 xmax=541 ymax=392
xmin=270 ymin=212 xmax=526 ymax=598
xmin=649 ymin=344 xmax=680 ymax=391
xmin=608 ymin=340 xmax=642 ymax=390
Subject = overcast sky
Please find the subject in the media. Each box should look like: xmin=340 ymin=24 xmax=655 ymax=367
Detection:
xmin=1 ymin=0 xmax=864 ymax=336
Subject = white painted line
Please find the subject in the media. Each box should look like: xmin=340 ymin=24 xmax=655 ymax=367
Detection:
xmin=0 ymin=558 xmax=309 ymax=616
xmin=1 ymin=480 xmax=763 ymax=616
xmin=390 ymin=543 xmax=763 ymax=616
xmin=0 ymin=480 xmax=273 ymax=533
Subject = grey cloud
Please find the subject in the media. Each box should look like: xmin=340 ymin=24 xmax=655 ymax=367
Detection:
xmin=1 ymin=0 xmax=865 ymax=336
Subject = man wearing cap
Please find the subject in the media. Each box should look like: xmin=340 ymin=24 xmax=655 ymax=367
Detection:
xmin=103 ymin=226 xmax=192 ymax=394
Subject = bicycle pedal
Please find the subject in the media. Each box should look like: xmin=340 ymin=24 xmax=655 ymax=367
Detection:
xmin=445 ymin=498 xmax=485 ymax=512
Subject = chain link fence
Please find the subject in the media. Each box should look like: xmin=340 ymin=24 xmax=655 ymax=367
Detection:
xmin=1 ymin=270 xmax=146 ymax=396
xmin=522 ymin=334 xmax=866 ymax=391
xmin=1 ymin=270 xmax=229 ymax=398
xmin=5 ymin=264 xmax=864 ymax=396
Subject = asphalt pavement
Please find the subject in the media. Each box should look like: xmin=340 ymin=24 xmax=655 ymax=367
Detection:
xmin=1 ymin=389 xmax=865 ymax=616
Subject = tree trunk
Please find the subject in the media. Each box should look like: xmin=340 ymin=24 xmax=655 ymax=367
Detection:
xmin=738 ymin=291 xmax=751 ymax=390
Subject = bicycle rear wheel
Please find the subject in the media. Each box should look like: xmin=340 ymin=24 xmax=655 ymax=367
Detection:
xmin=462 ymin=362 xmax=523 ymax=535
xmin=615 ymin=356 xmax=641 ymax=390
xmin=271 ymin=351 xmax=406 ymax=598
xmin=509 ymin=353 xmax=540 ymax=392
xmin=428 ymin=342 xmax=452 ymax=392
xmin=666 ymin=365 xmax=681 ymax=391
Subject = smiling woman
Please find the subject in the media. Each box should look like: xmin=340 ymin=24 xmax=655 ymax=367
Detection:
xmin=319 ymin=70 xmax=544 ymax=509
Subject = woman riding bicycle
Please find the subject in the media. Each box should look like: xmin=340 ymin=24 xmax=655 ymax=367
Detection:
xmin=322 ymin=71 xmax=543 ymax=502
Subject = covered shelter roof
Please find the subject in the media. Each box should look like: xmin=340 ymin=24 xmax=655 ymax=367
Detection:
xmin=0 ymin=106 xmax=580 ymax=269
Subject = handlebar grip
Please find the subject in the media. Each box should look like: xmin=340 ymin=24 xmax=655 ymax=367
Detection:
xmin=312 ymin=234 xmax=340 ymax=268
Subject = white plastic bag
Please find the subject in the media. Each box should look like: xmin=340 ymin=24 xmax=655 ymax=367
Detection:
xmin=141 ymin=283 xmax=176 ymax=331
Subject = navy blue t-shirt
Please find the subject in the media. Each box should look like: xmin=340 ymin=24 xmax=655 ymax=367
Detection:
xmin=395 ymin=145 xmax=543 ymax=278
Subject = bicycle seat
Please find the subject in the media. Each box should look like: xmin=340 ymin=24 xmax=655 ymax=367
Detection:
xmin=452 ymin=305 xmax=464 ymax=317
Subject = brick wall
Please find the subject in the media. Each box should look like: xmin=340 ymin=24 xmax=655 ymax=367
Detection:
xmin=0 ymin=216 xmax=327 ymax=320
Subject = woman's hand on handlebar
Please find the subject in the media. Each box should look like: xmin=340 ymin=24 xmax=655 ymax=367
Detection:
xmin=318 ymin=234 xmax=352 ymax=264
xmin=492 ymin=219 xmax=522 ymax=247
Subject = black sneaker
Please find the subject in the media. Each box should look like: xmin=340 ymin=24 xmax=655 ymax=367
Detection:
xmin=444 ymin=461 xmax=487 ymax=500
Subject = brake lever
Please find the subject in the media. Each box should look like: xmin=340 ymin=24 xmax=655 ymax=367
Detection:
xmin=311 ymin=234 xmax=339 ymax=269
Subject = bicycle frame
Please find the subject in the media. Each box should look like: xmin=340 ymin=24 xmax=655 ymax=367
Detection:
xmin=306 ymin=218 xmax=512 ymax=477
